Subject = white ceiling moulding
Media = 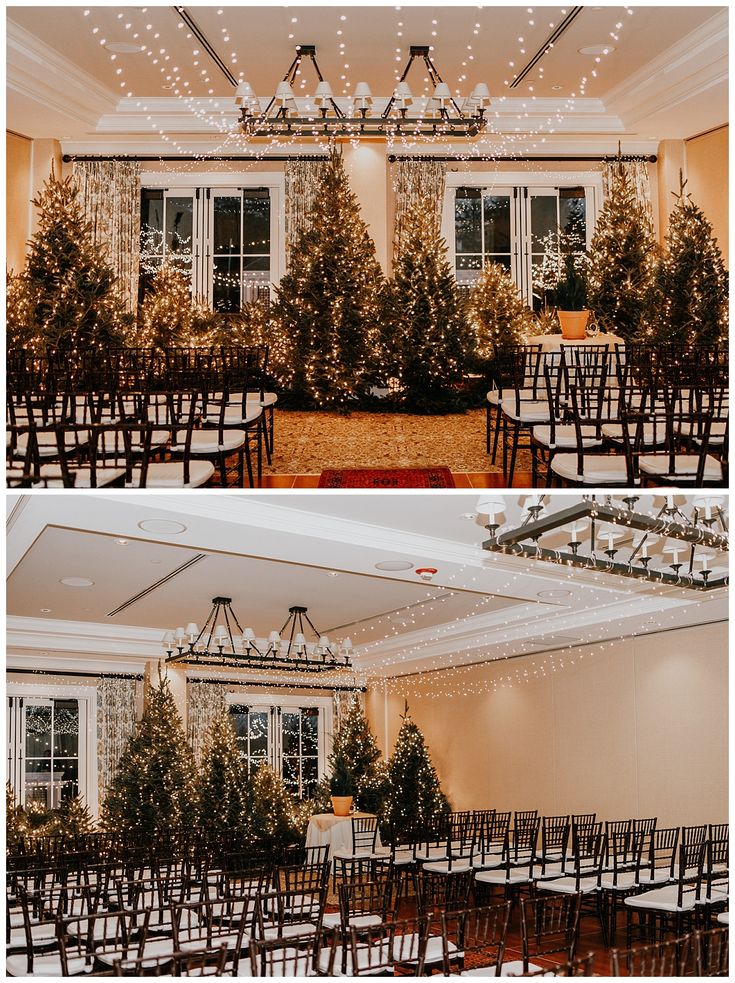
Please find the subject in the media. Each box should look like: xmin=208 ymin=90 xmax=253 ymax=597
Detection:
xmin=6 ymin=616 xmax=162 ymax=664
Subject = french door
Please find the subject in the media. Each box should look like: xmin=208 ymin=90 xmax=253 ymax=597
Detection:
xmin=7 ymin=695 xmax=87 ymax=809
xmin=140 ymin=187 xmax=273 ymax=310
xmin=228 ymin=699 xmax=328 ymax=800
xmin=451 ymin=183 xmax=593 ymax=308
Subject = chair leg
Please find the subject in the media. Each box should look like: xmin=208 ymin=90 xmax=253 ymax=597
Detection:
xmin=508 ymin=423 xmax=520 ymax=487
xmin=218 ymin=453 xmax=228 ymax=488
xmin=244 ymin=436 xmax=255 ymax=488
xmin=491 ymin=407 xmax=501 ymax=464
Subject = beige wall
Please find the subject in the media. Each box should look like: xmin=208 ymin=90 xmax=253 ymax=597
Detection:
xmin=366 ymin=621 xmax=728 ymax=827
xmin=6 ymin=133 xmax=63 ymax=271
xmin=686 ymin=126 xmax=728 ymax=268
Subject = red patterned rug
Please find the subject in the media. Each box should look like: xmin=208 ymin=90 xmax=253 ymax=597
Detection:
xmin=318 ymin=467 xmax=456 ymax=488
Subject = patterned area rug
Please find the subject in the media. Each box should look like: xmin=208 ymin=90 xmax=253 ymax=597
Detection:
xmin=258 ymin=409 xmax=532 ymax=475
xmin=318 ymin=467 xmax=455 ymax=488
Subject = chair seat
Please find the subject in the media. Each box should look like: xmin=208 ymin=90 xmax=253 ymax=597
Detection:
xmin=551 ymin=453 xmax=629 ymax=484
xmin=100 ymin=429 xmax=171 ymax=453
xmin=501 ymin=400 xmax=549 ymax=423
xmin=599 ymin=871 xmax=638 ymax=891
xmin=533 ymin=425 xmax=601 ymax=449
xmin=6 ymin=953 xmax=90 ymax=976
xmin=476 ymin=869 xmax=532 ymax=886
xmin=240 ymin=947 xmax=315 ymax=976
xmin=537 ymin=876 xmax=599 ymax=895
xmin=319 ymin=941 xmax=389 ymax=977
xmin=422 ymin=860 xmax=473 ymax=874
xmin=625 ymin=884 xmax=697 ymax=913
xmin=717 ymin=912 xmax=729 ymax=925
xmin=128 ymin=461 xmax=215 ymax=488
xmin=204 ymin=406 xmax=263 ymax=426
xmin=602 ymin=423 xmax=666 ymax=445
xmin=394 ymin=933 xmax=451 ymax=966
xmin=38 ymin=465 xmax=126 ymax=488
xmin=638 ymin=453 xmax=722 ymax=481
xmin=173 ymin=430 xmax=245 ymax=455
xmin=414 ymin=847 xmax=448 ymax=862
xmin=247 ymin=392 xmax=278 ymax=408
xmin=321 ymin=912 xmax=382 ymax=931
xmin=262 ymin=921 xmax=316 ymax=940
xmin=14 ymin=431 xmax=83 ymax=457
xmin=500 ymin=960 xmax=550 ymax=977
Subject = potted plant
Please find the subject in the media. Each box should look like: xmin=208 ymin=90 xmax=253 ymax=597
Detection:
xmin=329 ymin=754 xmax=355 ymax=817
xmin=554 ymin=253 xmax=590 ymax=340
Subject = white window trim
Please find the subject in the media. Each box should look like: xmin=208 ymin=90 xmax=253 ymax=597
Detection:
xmin=7 ymin=682 xmax=99 ymax=817
xmin=225 ymin=692 xmax=333 ymax=790
xmin=139 ymin=170 xmax=286 ymax=290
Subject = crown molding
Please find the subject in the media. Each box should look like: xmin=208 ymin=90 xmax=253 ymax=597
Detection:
xmin=6 ymin=20 xmax=118 ymax=130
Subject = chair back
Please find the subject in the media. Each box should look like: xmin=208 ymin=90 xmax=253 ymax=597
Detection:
xmin=610 ymin=935 xmax=694 ymax=976
xmin=520 ymin=892 xmax=582 ymax=972
xmin=440 ymin=904 xmax=511 ymax=976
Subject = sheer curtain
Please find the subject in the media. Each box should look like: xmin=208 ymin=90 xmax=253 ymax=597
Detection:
xmin=284 ymin=157 xmax=330 ymax=269
xmin=97 ymin=677 xmax=141 ymax=802
xmin=72 ymin=160 xmax=141 ymax=312
xmin=602 ymin=159 xmax=655 ymax=234
xmin=392 ymin=159 xmax=446 ymax=258
xmin=188 ymin=682 xmax=228 ymax=763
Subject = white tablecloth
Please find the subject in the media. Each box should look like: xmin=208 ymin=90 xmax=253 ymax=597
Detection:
xmin=528 ymin=333 xmax=624 ymax=353
xmin=305 ymin=812 xmax=382 ymax=856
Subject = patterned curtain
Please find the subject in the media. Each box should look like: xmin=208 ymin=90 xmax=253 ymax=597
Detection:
xmin=72 ymin=160 xmax=141 ymax=313
xmin=602 ymin=159 xmax=655 ymax=234
xmin=392 ymin=159 xmax=446 ymax=259
xmin=187 ymin=682 xmax=228 ymax=763
xmin=284 ymin=158 xmax=330 ymax=268
xmin=333 ymin=689 xmax=365 ymax=734
xmin=97 ymin=677 xmax=141 ymax=802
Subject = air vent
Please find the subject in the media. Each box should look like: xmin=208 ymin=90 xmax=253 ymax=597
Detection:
xmin=516 ymin=634 xmax=580 ymax=651
xmin=107 ymin=554 xmax=206 ymax=617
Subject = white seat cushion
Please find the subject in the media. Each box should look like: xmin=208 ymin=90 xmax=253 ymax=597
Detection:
xmin=38 ymin=465 xmax=126 ymax=488
xmin=321 ymin=912 xmax=382 ymax=931
xmin=6 ymin=953 xmax=90 ymax=976
xmin=717 ymin=912 xmax=729 ymax=925
xmin=533 ymin=425 xmax=601 ymax=449
xmin=536 ymin=876 xmax=599 ymax=894
xmin=602 ymin=423 xmax=666 ymax=445
xmin=501 ymin=960 xmax=549 ymax=976
xmin=625 ymin=884 xmax=696 ymax=913
xmin=476 ymin=869 xmax=532 ymax=886
xmin=173 ymin=430 xmax=246 ymax=455
xmin=501 ymin=400 xmax=549 ymax=423
xmin=127 ymin=461 xmax=214 ymax=488
xmin=100 ymin=429 xmax=171 ymax=453
xmin=204 ymin=406 xmax=263 ymax=426
xmin=320 ymin=941 xmax=390 ymax=976
xmin=14 ymin=431 xmax=84 ymax=457
xmin=599 ymin=871 xmax=638 ymax=891
xmin=240 ymin=947 xmax=314 ymax=976
xmin=262 ymin=921 xmax=316 ymax=940
xmin=247 ymin=392 xmax=278 ymax=407
xmin=551 ymin=453 xmax=629 ymax=484
xmin=638 ymin=454 xmax=722 ymax=481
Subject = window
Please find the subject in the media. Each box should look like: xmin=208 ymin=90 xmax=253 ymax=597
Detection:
xmin=7 ymin=695 xmax=88 ymax=809
xmin=228 ymin=698 xmax=330 ymax=800
xmin=139 ymin=182 xmax=280 ymax=311
xmin=445 ymin=176 xmax=598 ymax=309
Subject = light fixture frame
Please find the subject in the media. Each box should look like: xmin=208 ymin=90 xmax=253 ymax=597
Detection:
xmin=482 ymin=499 xmax=728 ymax=591
xmin=238 ymin=44 xmax=488 ymax=139
xmin=164 ymin=598 xmax=354 ymax=672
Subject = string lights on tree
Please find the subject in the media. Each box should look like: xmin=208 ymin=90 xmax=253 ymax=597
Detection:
xmin=387 ymin=702 xmax=450 ymax=837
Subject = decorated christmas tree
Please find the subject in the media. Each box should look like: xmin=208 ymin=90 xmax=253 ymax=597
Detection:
xmin=101 ymin=675 xmax=198 ymax=838
xmin=45 ymin=796 xmax=96 ymax=837
xmin=12 ymin=171 xmax=126 ymax=354
xmin=6 ymin=272 xmax=39 ymax=351
xmin=585 ymin=165 xmax=658 ymax=339
xmin=386 ymin=205 xmax=473 ymax=413
xmin=6 ymin=782 xmax=28 ymax=850
xmin=468 ymin=262 xmax=535 ymax=362
xmin=135 ymin=263 xmax=219 ymax=350
xmin=271 ymin=150 xmax=386 ymax=408
xmin=250 ymin=762 xmax=300 ymax=849
xmin=649 ymin=173 xmax=728 ymax=346
xmin=386 ymin=703 xmax=449 ymax=836
xmin=330 ymin=697 xmax=388 ymax=814
xmin=198 ymin=712 xmax=251 ymax=844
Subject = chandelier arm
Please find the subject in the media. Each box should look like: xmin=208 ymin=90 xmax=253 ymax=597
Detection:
xmin=424 ymin=52 xmax=466 ymax=118
xmin=628 ymin=534 xmax=647 ymax=565
xmin=193 ymin=601 xmax=217 ymax=651
xmin=222 ymin=604 xmax=236 ymax=653
xmin=302 ymin=611 xmax=321 ymax=638
xmin=309 ymin=50 xmax=345 ymax=120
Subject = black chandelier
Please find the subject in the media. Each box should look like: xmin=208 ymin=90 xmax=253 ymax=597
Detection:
xmin=481 ymin=496 xmax=728 ymax=591
xmin=235 ymin=45 xmax=490 ymax=139
xmin=163 ymin=598 xmax=354 ymax=672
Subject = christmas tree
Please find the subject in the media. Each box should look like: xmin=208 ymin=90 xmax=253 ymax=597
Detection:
xmin=198 ymin=712 xmax=251 ymax=844
xmin=6 ymin=272 xmax=39 ymax=352
xmin=250 ymin=762 xmax=300 ymax=849
xmin=468 ymin=262 xmax=535 ymax=362
xmin=6 ymin=782 xmax=28 ymax=850
xmin=13 ymin=171 xmax=127 ymax=354
xmin=386 ymin=703 xmax=449 ymax=837
xmin=649 ymin=173 xmax=728 ymax=346
xmin=330 ymin=697 xmax=388 ymax=814
xmin=271 ymin=150 xmax=386 ymax=408
xmin=586 ymin=165 xmax=658 ymax=339
xmin=135 ymin=263 xmax=219 ymax=350
xmin=101 ymin=676 xmax=198 ymax=838
xmin=386 ymin=204 xmax=473 ymax=413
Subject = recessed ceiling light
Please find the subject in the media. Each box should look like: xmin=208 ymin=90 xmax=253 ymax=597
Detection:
xmin=537 ymin=589 xmax=572 ymax=599
xmin=40 ymin=608 xmax=51 ymax=613
xmin=326 ymin=571 xmax=340 ymax=578
xmin=552 ymin=84 xmax=563 ymax=91
xmin=138 ymin=519 xmax=187 ymax=534
xmin=578 ymin=44 xmax=616 ymax=56
xmin=375 ymin=560 xmax=414 ymax=571
xmin=60 ymin=577 xmax=94 ymax=588
xmin=459 ymin=513 xmax=477 ymax=521
xmin=104 ymin=41 xmax=145 ymax=54
xmin=116 ymin=539 xmax=129 ymax=546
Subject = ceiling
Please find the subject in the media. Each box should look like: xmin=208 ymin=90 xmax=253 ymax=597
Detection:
xmin=6 ymin=493 xmax=728 ymax=680
xmin=6 ymin=5 xmax=728 ymax=150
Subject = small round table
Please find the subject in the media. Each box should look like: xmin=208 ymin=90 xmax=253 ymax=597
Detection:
xmin=528 ymin=332 xmax=624 ymax=353
xmin=305 ymin=811 xmax=381 ymax=857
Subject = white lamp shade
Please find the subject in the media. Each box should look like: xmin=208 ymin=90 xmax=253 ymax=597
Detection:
xmin=394 ymin=81 xmax=413 ymax=105
xmin=314 ymin=80 xmax=334 ymax=104
xmin=243 ymin=627 xmax=256 ymax=641
xmin=318 ymin=635 xmax=330 ymax=649
xmin=294 ymin=632 xmax=306 ymax=649
xmin=268 ymin=630 xmax=281 ymax=644
xmin=431 ymin=82 xmax=452 ymax=104
xmin=597 ymin=528 xmax=625 ymax=544
xmin=353 ymin=81 xmax=372 ymax=103
xmin=476 ymin=497 xmax=505 ymax=519
xmin=235 ymin=80 xmax=255 ymax=105
xmin=185 ymin=623 xmax=199 ymax=638
xmin=162 ymin=631 xmax=175 ymax=647
xmin=275 ymin=80 xmax=295 ymax=106
xmin=564 ymin=519 xmax=589 ymax=537
xmin=214 ymin=624 xmax=227 ymax=641
xmin=471 ymin=82 xmax=491 ymax=104
xmin=174 ymin=627 xmax=185 ymax=641
xmin=342 ymin=637 xmax=353 ymax=651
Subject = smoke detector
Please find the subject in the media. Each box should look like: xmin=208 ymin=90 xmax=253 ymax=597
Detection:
xmin=415 ymin=567 xmax=438 ymax=582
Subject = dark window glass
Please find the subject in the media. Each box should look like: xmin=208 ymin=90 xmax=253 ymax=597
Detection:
xmin=455 ymin=188 xmax=482 ymax=254
xmin=483 ymin=195 xmax=511 ymax=253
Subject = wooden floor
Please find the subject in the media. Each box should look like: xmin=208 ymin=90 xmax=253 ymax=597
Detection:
xmin=253 ymin=471 xmax=534 ymax=489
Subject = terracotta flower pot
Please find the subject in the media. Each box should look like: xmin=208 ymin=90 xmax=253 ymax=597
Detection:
xmin=331 ymin=795 xmax=353 ymax=817
xmin=558 ymin=310 xmax=590 ymax=340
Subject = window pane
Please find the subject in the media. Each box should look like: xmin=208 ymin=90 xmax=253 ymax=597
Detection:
xmin=282 ymin=756 xmax=299 ymax=793
xmin=243 ymin=256 xmax=270 ymax=273
xmin=302 ymin=757 xmax=318 ymax=798
xmin=25 ymin=705 xmax=52 ymax=759
xmin=166 ymin=197 xmax=194 ymax=259
xmin=560 ymin=189 xmax=586 ymax=250
xmin=140 ymin=189 xmax=164 ymax=256
xmin=25 ymin=759 xmax=52 ymax=808
xmin=229 ymin=706 xmax=249 ymax=739
xmin=483 ymin=195 xmax=511 ymax=252
xmin=282 ymin=712 xmax=300 ymax=755
xmin=57 ymin=760 xmax=79 ymax=804
xmin=301 ymin=709 xmax=318 ymax=755
xmin=213 ymin=196 xmax=241 ymax=254
xmin=530 ymin=195 xmax=557 ymax=249
xmin=249 ymin=712 xmax=269 ymax=756
xmin=485 ymin=255 xmax=512 ymax=274
xmin=213 ymin=256 xmax=241 ymax=313
xmin=455 ymin=189 xmax=482 ymax=254
xmin=243 ymin=192 xmax=270 ymax=255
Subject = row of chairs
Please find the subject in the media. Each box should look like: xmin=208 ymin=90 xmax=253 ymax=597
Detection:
xmin=487 ymin=343 xmax=728 ymax=487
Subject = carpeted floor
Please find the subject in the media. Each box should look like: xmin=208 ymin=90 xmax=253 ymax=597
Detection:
xmin=262 ymin=409 xmax=531 ymax=475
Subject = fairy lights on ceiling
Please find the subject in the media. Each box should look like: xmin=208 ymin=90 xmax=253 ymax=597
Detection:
xmin=78 ymin=5 xmax=636 ymax=163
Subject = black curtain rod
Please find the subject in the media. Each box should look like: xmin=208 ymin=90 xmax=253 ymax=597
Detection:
xmin=189 ymin=676 xmax=366 ymax=693
xmin=8 ymin=667 xmax=143 ymax=681
xmin=389 ymin=154 xmax=657 ymax=163
xmin=62 ymin=154 xmax=330 ymax=163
